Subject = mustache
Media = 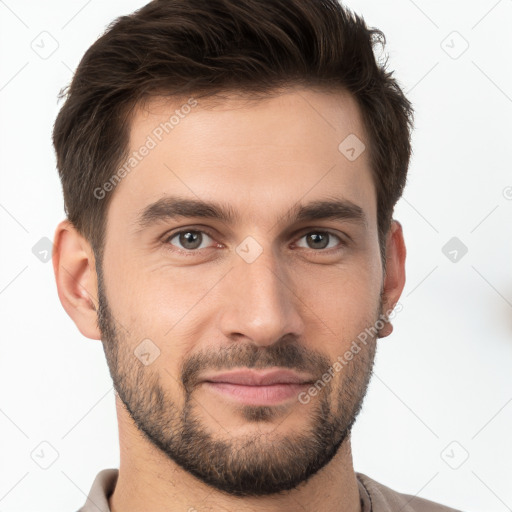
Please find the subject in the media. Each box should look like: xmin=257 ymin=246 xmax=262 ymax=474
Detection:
xmin=181 ymin=339 xmax=331 ymax=393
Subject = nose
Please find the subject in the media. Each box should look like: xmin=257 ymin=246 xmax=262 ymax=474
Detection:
xmin=217 ymin=247 xmax=305 ymax=347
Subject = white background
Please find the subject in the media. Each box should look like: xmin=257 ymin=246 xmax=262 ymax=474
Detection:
xmin=0 ymin=1 xmax=511 ymax=511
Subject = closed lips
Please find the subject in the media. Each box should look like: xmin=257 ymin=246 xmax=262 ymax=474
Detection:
xmin=201 ymin=369 xmax=314 ymax=386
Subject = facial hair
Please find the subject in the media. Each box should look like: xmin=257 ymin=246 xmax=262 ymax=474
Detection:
xmin=96 ymin=263 xmax=382 ymax=497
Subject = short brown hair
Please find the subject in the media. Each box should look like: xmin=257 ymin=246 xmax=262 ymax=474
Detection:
xmin=53 ymin=0 xmax=413 ymax=267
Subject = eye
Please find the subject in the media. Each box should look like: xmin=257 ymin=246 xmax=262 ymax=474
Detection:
xmin=165 ymin=229 xmax=216 ymax=252
xmin=295 ymin=231 xmax=345 ymax=251
xmin=162 ymin=228 xmax=347 ymax=256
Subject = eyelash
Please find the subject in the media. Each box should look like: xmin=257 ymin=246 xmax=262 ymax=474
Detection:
xmin=162 ymin=227 xmax=348 ymax=257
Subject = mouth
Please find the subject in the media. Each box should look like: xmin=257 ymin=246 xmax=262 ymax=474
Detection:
xmin=200 ymin=368 xmax=314 ymax=406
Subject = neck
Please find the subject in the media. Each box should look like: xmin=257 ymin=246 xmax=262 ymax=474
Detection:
xmin=109 ymin=399 xmax=362 ymax=512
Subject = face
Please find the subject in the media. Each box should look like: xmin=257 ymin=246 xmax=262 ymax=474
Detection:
xmin=96 ymin=87 xmax=390 ymax=496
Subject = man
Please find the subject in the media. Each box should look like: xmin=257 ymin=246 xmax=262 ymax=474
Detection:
xmin=51 ymin=0 xmax=462 ymax=510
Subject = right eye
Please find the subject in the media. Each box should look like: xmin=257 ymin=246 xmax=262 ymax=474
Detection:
xmin=164 ymin=229 xmax=218 ymax=254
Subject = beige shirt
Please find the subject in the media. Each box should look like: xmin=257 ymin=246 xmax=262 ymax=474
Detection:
xmin=76 ymin=469 xmax=463 ymax=511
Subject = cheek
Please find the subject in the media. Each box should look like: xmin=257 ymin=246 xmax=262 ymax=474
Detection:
xmin=297 ymin=254 xmax=382 ymax=346
xmin=102 ymin=253 xmax=222 ymax=362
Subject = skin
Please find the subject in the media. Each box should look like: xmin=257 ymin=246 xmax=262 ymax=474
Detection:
xmin=53 ymin=86 xmax=406 ymax=512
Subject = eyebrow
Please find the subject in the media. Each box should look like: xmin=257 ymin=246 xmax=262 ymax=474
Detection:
xmin=134 ymin=195 xmax=368 ymax=232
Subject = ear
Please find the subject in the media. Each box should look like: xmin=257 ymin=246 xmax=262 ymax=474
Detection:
xmin=378 ymin=219 xmax=406 ymax=338
xmin=52 ymin=219 xmax=101 ymax=340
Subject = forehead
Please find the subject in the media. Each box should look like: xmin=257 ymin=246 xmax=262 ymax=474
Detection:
xmin=108 ymin=86 xmax=376 ymax=231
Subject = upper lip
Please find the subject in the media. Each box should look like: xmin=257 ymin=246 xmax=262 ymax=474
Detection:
xmin=201 ymin=368 xmax=314 ymax=386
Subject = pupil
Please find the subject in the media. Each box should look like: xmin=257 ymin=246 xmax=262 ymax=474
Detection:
xmin=181 ymin=231 xmax=201 ymax=249
xmin=308 ymin=233 xmax=328 ymax=249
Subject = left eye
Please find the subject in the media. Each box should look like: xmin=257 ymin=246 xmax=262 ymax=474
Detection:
xmin=295 ymin=231 xmax=343 ymax=250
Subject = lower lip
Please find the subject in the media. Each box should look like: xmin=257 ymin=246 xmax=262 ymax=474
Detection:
xmin=202 ymin=382 xmax=309 ymax=406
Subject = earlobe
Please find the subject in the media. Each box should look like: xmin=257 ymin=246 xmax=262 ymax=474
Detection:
xmin=379 ymin=219 xmax=406 ymax=339
xmin=52 ymin=220 xmax=102 ymax=340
